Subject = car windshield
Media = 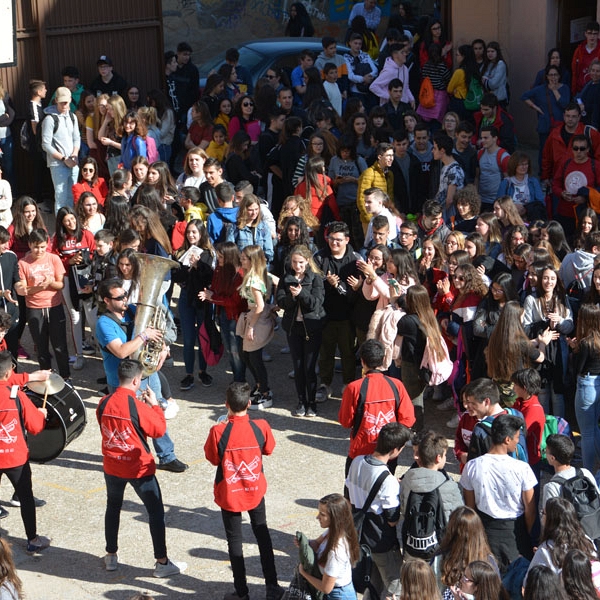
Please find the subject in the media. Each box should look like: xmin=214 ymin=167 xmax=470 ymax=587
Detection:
xmin=197 ymin=46 xmax=265 ymax=78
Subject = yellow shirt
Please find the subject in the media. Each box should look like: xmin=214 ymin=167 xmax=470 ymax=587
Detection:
xmin=206 ymin=140 xmax=228 ymax=162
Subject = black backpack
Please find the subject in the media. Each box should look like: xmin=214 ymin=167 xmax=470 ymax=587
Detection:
xmin=402 ymin=472 xmax=449 ymax=559
xmin=553 ymin=468 xmax=600 ymax=545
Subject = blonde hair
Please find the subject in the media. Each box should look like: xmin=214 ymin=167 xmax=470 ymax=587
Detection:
xmin=93 ymin=93 xmax=110 ymax=133
xmin=239 ymin=244 xmax=269 ymax=293
xmin=289 ymin=244 xmax=322 ymax=275
xmin=277 ymin=194 xmax=319 ymax=230
xmin=108 ymin=95 xmax=128 ymax=137
xmin=137 ymin=106 xmax=158 ymax=127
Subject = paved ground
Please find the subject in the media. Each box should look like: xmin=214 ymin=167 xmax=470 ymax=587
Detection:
xmin=7 ymin=312 xmax=460 ymax=600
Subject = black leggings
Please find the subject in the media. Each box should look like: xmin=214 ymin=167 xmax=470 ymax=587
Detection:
xmin=242 ymin=348 xmax=269 ymax=392
xmin=288 ymin=323 xmax=322 ymax=407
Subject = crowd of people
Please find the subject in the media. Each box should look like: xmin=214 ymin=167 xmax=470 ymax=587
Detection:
xmin=0 ymin=1 xmax=598 ymax=598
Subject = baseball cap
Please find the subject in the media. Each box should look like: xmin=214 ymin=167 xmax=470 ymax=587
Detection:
xmin=97 ymin=55 xmax=113 ymax=67
xmin=55 ymin=87 xmax=72 ymax=103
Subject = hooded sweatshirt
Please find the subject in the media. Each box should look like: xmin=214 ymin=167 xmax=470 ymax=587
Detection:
xmin=400 ymin=466 xmax=463 ymax=523
xmin=559 ymin=248 xmax=596 ymax=290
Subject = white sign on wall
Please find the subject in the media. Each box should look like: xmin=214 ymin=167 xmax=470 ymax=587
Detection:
xmin=0 ymin=0 xmax=16 ymax=67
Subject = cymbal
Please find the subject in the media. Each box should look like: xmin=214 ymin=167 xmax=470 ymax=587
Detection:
xmin=28 ymin=373 xmax=66 ymax=395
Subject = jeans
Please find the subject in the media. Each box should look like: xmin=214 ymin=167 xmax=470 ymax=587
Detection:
xmin=27 ymin=305 xmax=70 ymax=378
xmin=324 ymin=583 xmax=356 ymax=600
xmin=288 ymin=323 xmax=322 ymax=407
xmin=219 ymin=310 xmax=245 ymax=382
xmin=575 ymin=374 xmax=600 ymax=471
xmin=63 ymin=278 xmax=96 ymax=356
xmin=365 ymin=548 xmax=402 ymax=600
xmin=221 ymin=498 xmax=278 ymax=598
xmin=49 ymin=161 xmax=79 ymax=214
xmin=104 ymin=473 xmax=166 ymax=559
xmin=159 ymin=143 xmax=172 ymax=164
xmin=178 ymin=288 xmax=207 ymax=374
xmin=319 ymin=319 xmax=356 ymax=386
xmin=140 ymin=374 xmax=177 ymax=464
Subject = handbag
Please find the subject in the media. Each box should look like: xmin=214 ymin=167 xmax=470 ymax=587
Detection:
xmin=352 ymin=470 xmax=389 ymax=598
xmin=352 ymin=55 xmax=373 ymax=94
xmin=419 ymin=76 xmax=435 ymax=108
xmin=281 ymin=566 xmax=313 ymax=600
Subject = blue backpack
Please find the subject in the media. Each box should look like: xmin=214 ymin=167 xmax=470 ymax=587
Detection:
xmin=475 ymin=407 xmax=529 ymax=462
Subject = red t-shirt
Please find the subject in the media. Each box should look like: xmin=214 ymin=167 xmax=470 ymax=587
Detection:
xmin=0 ymin=383 xmax=45 ymax=468
xmin=97 ymin=387 xmax=166 ymax=479
xmin=18 ymin=252 xmax=66 ymax=309
xmin=338 ymin=372 xmax=416 ymax=459
xmin=204 ymin=414 xmax=275 ymax=512
xmin=513 ymin=394 xmax=546 ymax=465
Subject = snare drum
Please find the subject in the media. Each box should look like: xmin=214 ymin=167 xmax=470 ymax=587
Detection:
xmin=26 ymin=381 xmax=87 ymax=463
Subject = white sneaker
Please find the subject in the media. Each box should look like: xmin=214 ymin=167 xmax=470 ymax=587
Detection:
xmin=163 ymin=400 xmax=180 ymax=420
xmin=104 ymin=553 xmax=118 ymax=571
xmin=436 ymin=398 xmax=455 ymax=411
xmin=153 ymin=558 xmax=187 ymax=578
xmin=262 ymin=351 xmax=272 ymax=362
xmin=280 ymin=346 xmax=290 ymax=354
xmin=288 ymin=370 xmax=295 ymax=379
xmin=446 ymin=413 xmax=460 ymax=429
xmin=72 ymin=355 xmax=85 ymax=370
xmin=315 ymin=384 xmax=331 ymax=403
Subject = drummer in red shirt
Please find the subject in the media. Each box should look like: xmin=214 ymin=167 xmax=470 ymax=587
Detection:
xmin=0 ymin=350 xmax=50 ymax=554
xmin=97 ymin=359 xmax=187 ymax=577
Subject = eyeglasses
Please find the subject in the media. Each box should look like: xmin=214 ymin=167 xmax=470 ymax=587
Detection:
xmin=328 ymin=237 xmax=346 ymax=243
xmin=242 ymin=101 xmax=254 ymax=107
xmin=109 ymin=293 xmax=128 ymax=301
xmin=573 ymin=146 xmax=588 ymax=151
xmin=455 ymin=275 xmax=465 ymax=281
xmin=265 ymin=74 xmax=276 ymax=79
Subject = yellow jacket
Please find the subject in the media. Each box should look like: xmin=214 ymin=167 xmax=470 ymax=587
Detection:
xmin=447 ymin=69 xmax=467 ymax=99
xmin=357 ymin=163 xmax=394 ymax=224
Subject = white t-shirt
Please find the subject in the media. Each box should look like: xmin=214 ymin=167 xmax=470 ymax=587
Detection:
xmin=318 ymin=533 xmax=353 ymax=587
xmin=460 ymin=453 xmax=537 ymax=519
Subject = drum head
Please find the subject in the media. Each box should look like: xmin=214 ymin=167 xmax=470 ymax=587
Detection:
xmin=27 ymin=373 xmax=65 ymax=395
xmin=27 ymin=383 xmax=87 ymax=463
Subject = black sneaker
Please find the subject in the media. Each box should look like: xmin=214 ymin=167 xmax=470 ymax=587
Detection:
xmin=293 ymin=402 xmax=306 ymax=417
xmin=198 ymin=371 xmax=213 ymax=387
xmin=180 ymin=375 xmax=195 ymax=391
xmin=0 ymin=506 xmax=8 ymax=519
xmin=250 ymin=391 xmax=273 ymax=410
xmin=156 ymin=459 xmax=189 ymax=473
xmin=10 ymin=494 xmax=46 ymax=507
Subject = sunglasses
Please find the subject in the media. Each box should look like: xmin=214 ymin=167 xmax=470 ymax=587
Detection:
xmin=573 ymin=146 xmax=588 ymax=151
xmin=82 ymin=167 xmax=95 ymax=172
xmin=455 ymin=275 xmax=465 ymax=281
xmin=110 ymin=293 xmax=128 ymax=301
xmin=242 ymin=101 xmax=254 ymax=107
xmin=265 ymin=74 xmax=276 ymax=79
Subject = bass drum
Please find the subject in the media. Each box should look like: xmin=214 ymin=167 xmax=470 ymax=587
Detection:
xmin=26 ymin=381 xmax=87 ymax=463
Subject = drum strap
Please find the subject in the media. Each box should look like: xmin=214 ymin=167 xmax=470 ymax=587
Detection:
xmin=11 ymin=390 xmax=26 ymax=440
xmin=98 ymin=393 xmax=151 ymax=454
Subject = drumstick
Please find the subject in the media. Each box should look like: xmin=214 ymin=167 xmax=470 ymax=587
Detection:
xmin=42 ymin=384 xmax=48 ymax=410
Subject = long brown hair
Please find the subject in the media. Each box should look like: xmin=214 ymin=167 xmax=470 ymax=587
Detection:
xmin=576 ymin=304 xmax=600 ymax=356
xmin=541 ymin=498 xmax=596 ymax=569
xmin=400 ymin=558 xmax=441 ymax=600
xmin=304 ymin=156 xmax=329 ymax=204
xmin=438 ymin=506 xmax=493 ymax=588
xmin=12 ymin=196 xmax=46 ymax=239
xmin=317 ymin=494 xmax=360 ymax=567
xmin=0 ymin=539 xmax=22 ymax=598
xmin=237 ymin=194 xmax=263 ymax=229
xmin=487 ymin=301 xmax=532 ymax=381
xmin=129 ymin=204 xmax=172 ymax=254
xmin=454 ymin=263 xmax=488 ymax=300
xmin=405 ymin=285 xmax=446 ymax=362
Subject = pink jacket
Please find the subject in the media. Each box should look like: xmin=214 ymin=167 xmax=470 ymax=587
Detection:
xmin=369 ymin=56 xmax=415 ymax=105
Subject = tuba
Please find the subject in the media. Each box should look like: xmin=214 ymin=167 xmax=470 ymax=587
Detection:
xmin=130 ymin=253 xmax=179 ymax=377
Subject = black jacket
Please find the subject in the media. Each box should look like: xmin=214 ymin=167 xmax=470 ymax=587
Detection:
xmin=276 ymin=269 xmax=326 ymax=334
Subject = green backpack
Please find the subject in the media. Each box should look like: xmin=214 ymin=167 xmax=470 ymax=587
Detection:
xmin=464 ymin=77 xmax=483 ymax=111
